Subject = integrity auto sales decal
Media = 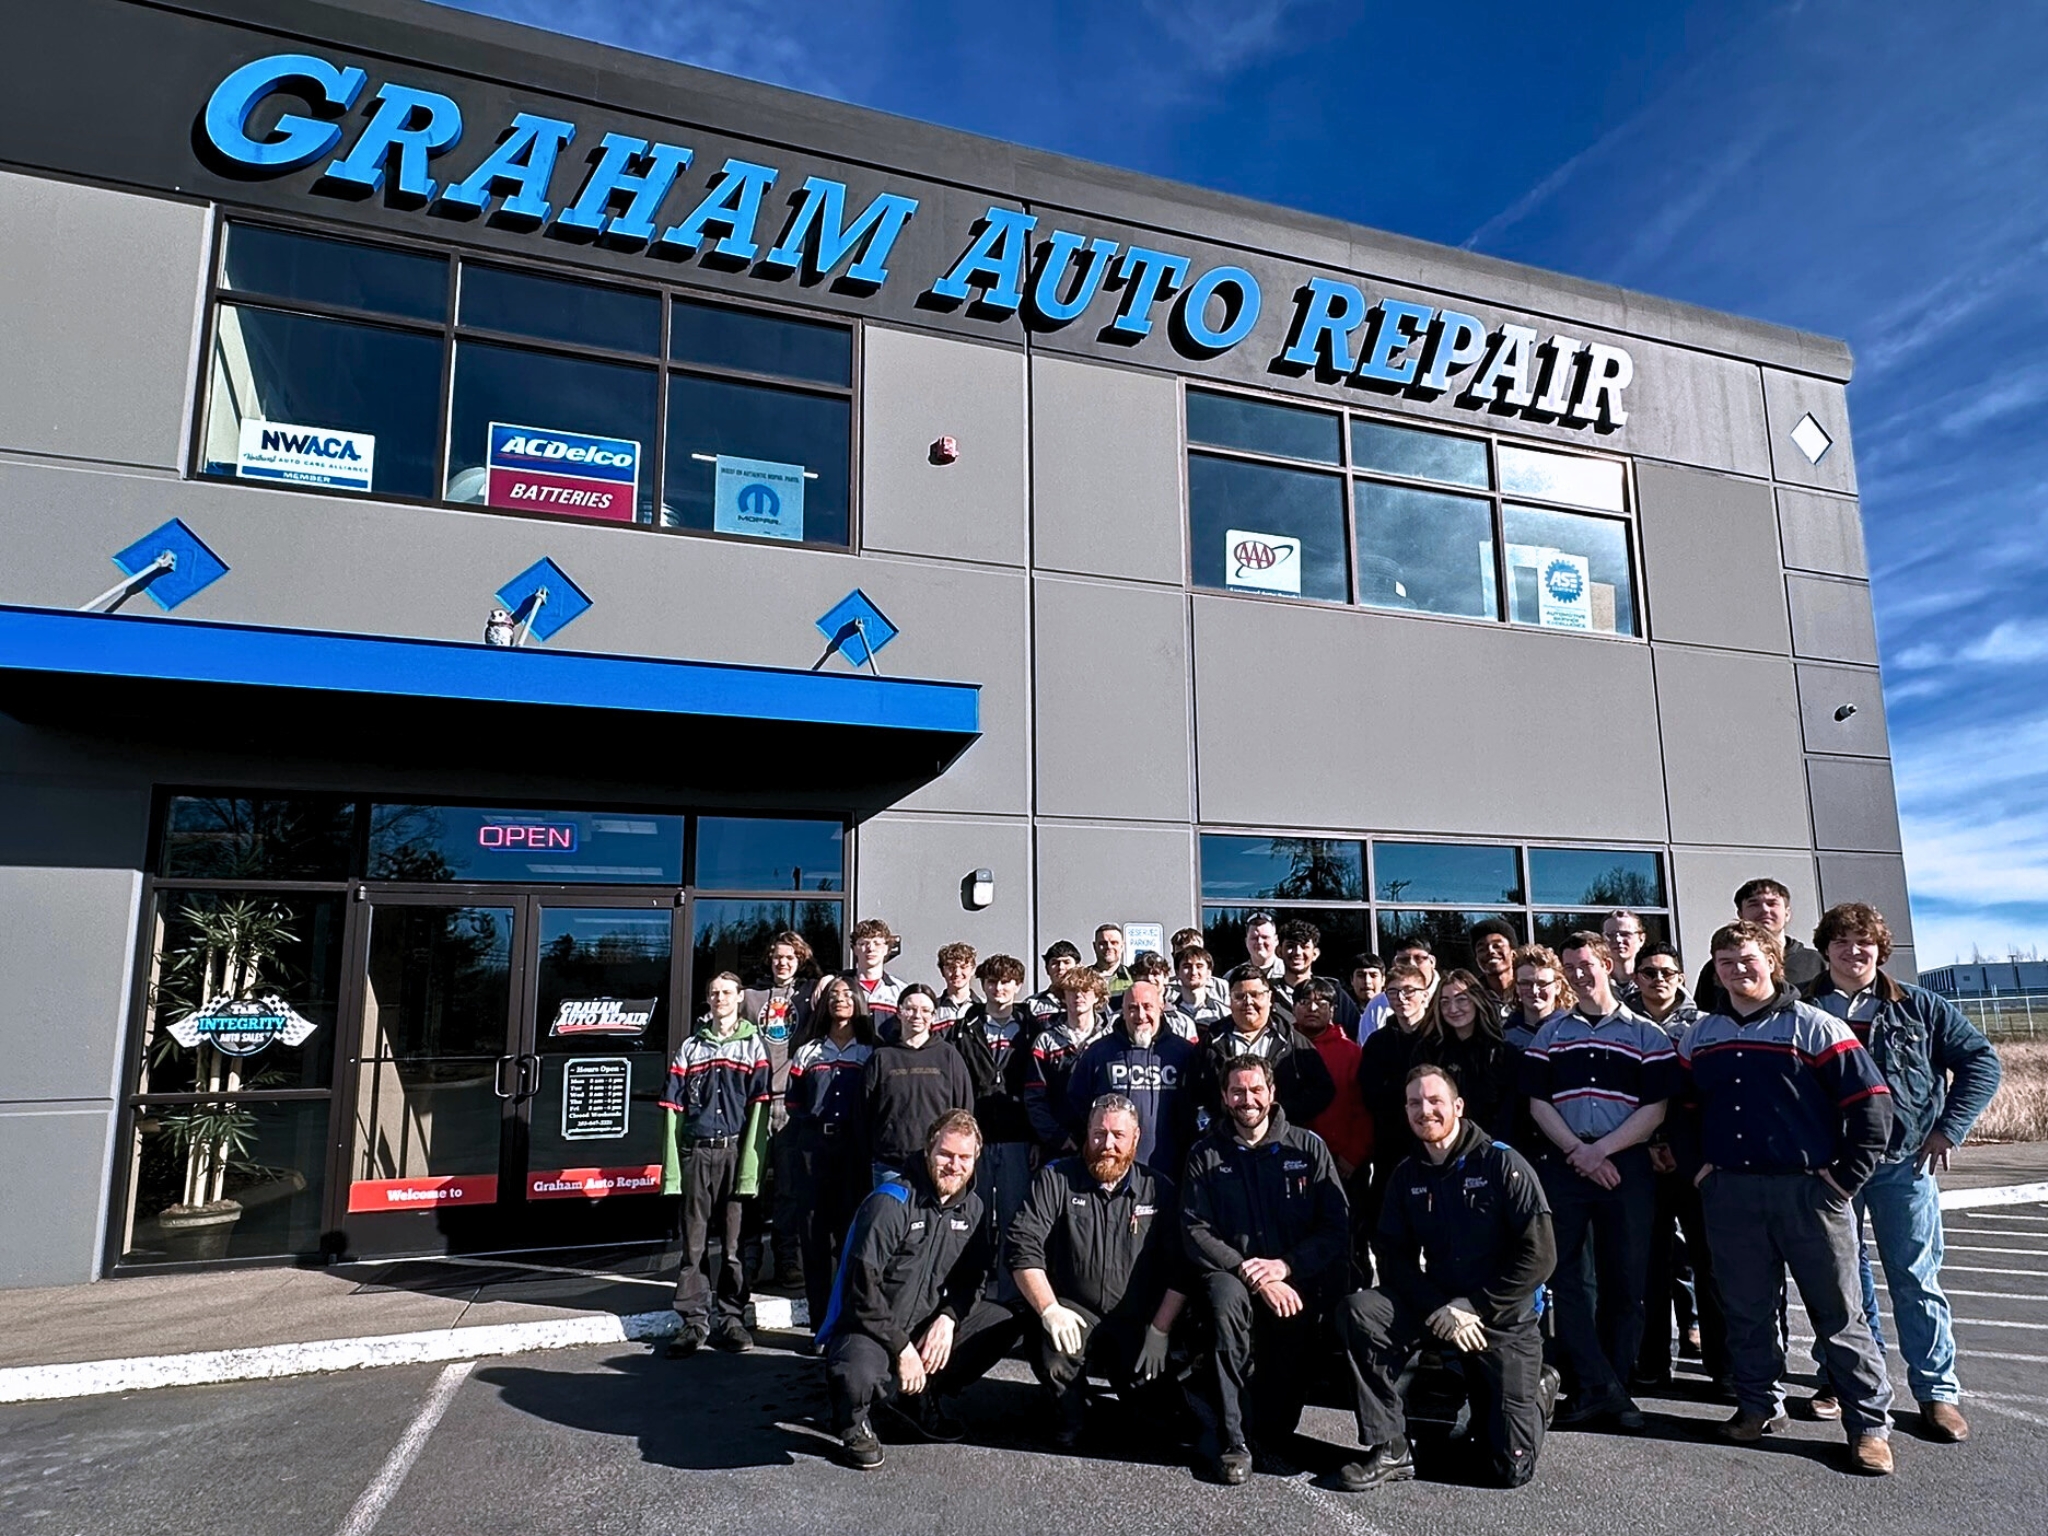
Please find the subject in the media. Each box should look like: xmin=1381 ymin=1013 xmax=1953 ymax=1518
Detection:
xmin=198 ymin=53 xmax=1633 ymax=430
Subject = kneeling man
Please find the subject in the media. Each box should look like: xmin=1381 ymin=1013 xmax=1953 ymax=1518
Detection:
xmin=1007 ymin=1092 xmax=1187 ymax=1447
xmin=1340 ymin=1065 xmax=1557 ymax=1491
xmin=818 ymin=1109 xmax=1022 ymax=1469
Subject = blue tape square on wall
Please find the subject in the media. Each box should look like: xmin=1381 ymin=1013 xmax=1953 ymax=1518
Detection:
xmin=814 ymin=589 xmax=898 ymax=667
xmin=111 ymin=519 xmax=230 ymax=611
xmin=495 ymin=557 xmax=592 ymax=642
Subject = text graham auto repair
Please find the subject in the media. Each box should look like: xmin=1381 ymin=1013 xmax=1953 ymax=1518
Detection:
xmin=0 ymin=0 xmax=1904 ymax=1286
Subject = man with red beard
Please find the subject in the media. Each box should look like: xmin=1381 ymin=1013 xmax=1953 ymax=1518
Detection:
xmin=1007 ymin=1094 xmax=1188 ymax=1448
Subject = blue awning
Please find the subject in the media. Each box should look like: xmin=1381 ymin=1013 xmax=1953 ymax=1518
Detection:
xmin=0 ymin=605 xmax=980 ymax=802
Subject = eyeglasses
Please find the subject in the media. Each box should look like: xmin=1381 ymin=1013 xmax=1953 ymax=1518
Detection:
xmin=1636 ymin=967 xmax=1683 ymax=982
xmin=1387 ymin=986 xmax=1426 ymax=1000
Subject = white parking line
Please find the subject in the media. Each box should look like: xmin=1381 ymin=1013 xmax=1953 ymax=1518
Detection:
xmin=1974 ymin=1400 xmax=2048 ymax=1429
xmin=1943 ymin=1245 xmax=2048 ymax=1257
xmin=1942 ymin=1265 xmax=2048 ymax=1279
xmin=1939 ymin=1228 xmax=2048 ymax=1240
xmin=1940 ymin=1289 xmax=2048 ymax=1302
xmin=333 ymin=1360 xmax=473 ymax=1536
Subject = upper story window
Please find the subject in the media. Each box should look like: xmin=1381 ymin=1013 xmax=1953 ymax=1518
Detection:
xmin=1196 ymin=832 xmax=1672 ymax=974
xmin=198 ymin=222 xmax=854 ymax=548
xmin=1186 ymin=387 xmax=1639 ymax=636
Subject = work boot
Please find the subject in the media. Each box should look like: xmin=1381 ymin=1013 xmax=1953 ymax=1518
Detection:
xmin=1849 ymin=1434 xmax=1895 ymax=1475
xmin=840 ymin=1415 xmax=885 ymax=1471
xmin=1212 ymin=1444 xmax=1252 ymax=1486
xmin=711 ymin=1319 xmax=754 ymax=1354
xmin=1718 ymin=1407 xmax=1790 ymax=1442
xmin=1335 ymin=1437 xmax=1416 ymax=1491
xmin=1807 ymin=1388 xmax=1841 ymax=1421
xmin=666 ymin=1325 xmax=708 ymax=1359
xmin=1920 ymin=1401 xmax=1970 ymax=1442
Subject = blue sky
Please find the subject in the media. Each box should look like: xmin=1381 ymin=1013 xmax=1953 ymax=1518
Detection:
xmin=440 ymin=0 xmax=2048 ymax=966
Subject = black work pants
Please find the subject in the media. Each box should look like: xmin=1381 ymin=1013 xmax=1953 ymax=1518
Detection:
xmin=1342 ymin=1287 xmax=1545 ymax=1487
xmin=673 ymin=1143 xmax=747 ymax=1329
xmin=825 ymin=1299 xmax=1023 ymax=1431
xmin=1196 ymin=1270 xmax=1325 ymax=1454
xmin=1638 ymin=1166 xmax=1729 ymax=1383
xmin=1540 ymin=1148 xmax=1653 ymax=1410
xmin=791 ymin=1123 xmax=869 ymax=1330
xmin=1029 ymin=1300 xmax=1174 ymax=1434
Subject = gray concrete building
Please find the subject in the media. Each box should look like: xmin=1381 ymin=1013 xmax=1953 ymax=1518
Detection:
xmin=0 ymin=0 xmax=1906 ymax=1286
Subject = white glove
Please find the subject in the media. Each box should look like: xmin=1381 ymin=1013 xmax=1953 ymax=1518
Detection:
xmin=1039 ymin=1302 xmax=1086 ymax=1357
xmin=1135 ymin=1324 xmax=1171 ymax=1382
xmin=1428 ymin=1297 xmax=1487 ymax=1353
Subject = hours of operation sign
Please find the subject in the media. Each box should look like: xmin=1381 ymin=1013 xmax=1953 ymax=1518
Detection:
xmin=561 ymin=1057 xmax=632 ymax=1141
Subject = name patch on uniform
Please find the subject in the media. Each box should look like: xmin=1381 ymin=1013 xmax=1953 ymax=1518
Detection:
xmin=949 ymin=1218 xmax=971 ymax=1231
xmin=1135 ymin=1204 xmax=1159 ymax=1217
xmin=1283 ymin=1158 xmax=1309 ymax=1173
xmin=1465 ymin=1177 xmax=1490 ymax=1190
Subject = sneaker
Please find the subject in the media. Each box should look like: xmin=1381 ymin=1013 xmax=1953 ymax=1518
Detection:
xmin=1718 ymin=1408 xmax=1790 ymax=1442
xmin=1919 ymin=1401 xmax=1969 ymax=1442
xmin=1212 ymin=1445 xmax=1252 ymax=1486
xmin=1335 ymin=1438 xmax=1416 ymax=1492
xmin=1849 ymin=1433 xmax=1894 ymax=1476
xmin=711 ymin=1320 xmax=755 ymax=1354
xmin=1613 ymin=1402 xmax=1647 ymax=1434
xmin=666 ymin=1326 xmax=708 ymax=1359
xmin=840 ymin=1417 xmax=885 ymax=1471
xmin=1807 ymin=1389 xmax=1842 ymax=1421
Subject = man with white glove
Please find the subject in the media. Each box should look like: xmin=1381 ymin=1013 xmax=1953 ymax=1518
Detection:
xmin=1337 ymin=1066 xmax=1557 ymax=1492
xmin=1429 ymin=1298 xmax=1489 ymax=1356
xmin=1006 ymin=1094 xmax=1186 ymax=1450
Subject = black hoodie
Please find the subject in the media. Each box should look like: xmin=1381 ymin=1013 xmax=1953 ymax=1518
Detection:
xmin=1180 ymin=1106 xmax=1350 ymax=1291
xmin=1373 ymin=1118 xmax=1556 ymax=1328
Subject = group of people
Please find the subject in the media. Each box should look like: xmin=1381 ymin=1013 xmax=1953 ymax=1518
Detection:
xmin=656 ymin=882 xmax=2002 ymax=1488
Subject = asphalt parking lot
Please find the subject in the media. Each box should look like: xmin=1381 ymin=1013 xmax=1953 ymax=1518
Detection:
xmin=7 ymin=1203 xmax=2048 ymax=1536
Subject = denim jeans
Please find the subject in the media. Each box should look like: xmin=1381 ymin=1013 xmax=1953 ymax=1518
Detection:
xmin=1860 ymin=1158 xmax=1959 ymax=1403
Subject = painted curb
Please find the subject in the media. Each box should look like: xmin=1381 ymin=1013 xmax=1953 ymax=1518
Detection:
xmin=1940 ymin=1180 xmax=2048 ymax=1211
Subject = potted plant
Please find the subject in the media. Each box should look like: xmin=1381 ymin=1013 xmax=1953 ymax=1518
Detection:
xmin=148 ymin=898 xmax=301 ymax=1261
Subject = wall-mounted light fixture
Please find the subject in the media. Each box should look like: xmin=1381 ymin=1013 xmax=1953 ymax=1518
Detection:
xmin=1835 ymin=703 xmax=1859 ymax=722
xmin=962 ymin=868 xmax=995 ymax=911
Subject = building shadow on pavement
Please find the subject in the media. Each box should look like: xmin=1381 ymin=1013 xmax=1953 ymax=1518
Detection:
xmin=473 ymin=1344 xmax=1203 ymax=1474
xmin=474 ymin=1346 xmax=835 ymax=1471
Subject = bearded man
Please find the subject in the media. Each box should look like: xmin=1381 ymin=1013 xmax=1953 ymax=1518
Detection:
xmin=1006 ymin=1093 xmax=1188 ymax=1448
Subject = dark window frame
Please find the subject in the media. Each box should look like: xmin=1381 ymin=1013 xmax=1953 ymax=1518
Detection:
xmin=107 ymin=786 xmax=852 ymax=1273
xmin=1197 ymin=830 xmax=1674 ymax=968
xmin=189 ymin=210 xmax=862 ymax=554
xmin=1182 ymin=380 xmax=1645 ymax=639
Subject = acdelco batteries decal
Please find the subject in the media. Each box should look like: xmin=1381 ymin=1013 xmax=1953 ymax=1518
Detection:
xmin=486 ymin=423 xmax=640 ymax=523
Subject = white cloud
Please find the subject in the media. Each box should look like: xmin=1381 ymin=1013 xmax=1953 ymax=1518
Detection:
xmin=1907 ymin=908 xmax=2048 ymax=969
xmin=1137 ymin=0 xmax=1301 ymax=70
xmin=431 ymin=0 xmax=847 ymax=98
xmin=1892 ymin=618 xmax=2048 ymax=673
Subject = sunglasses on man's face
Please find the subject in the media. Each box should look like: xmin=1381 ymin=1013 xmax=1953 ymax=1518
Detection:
xmin=1636 ymin=967 xmax=1683 ymax=983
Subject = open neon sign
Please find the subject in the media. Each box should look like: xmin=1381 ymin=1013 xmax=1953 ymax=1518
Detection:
xmin=477 ymin=821 xmax=579 ymax=852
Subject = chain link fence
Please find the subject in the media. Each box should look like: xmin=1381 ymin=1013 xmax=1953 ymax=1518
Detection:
xmin=1955 ymin=996 xmax=2046 ymax=1041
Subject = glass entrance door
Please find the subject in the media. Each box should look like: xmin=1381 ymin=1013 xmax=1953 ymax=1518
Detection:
xmin=341 ymin=893 xmax=677 ymax=1256
xmin=516 ymin=901 xmax=675 ymax=1248
xmin=346 ymin=899 xmax=520 ymax=1248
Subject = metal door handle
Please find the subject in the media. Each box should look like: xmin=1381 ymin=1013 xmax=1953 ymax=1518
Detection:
xmin=492 ymin=1055 xmax=516 ymax=1100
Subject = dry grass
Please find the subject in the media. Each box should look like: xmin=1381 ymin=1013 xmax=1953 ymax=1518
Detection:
xmin=1971 ymin=1043 xmax=2048 ymax=1143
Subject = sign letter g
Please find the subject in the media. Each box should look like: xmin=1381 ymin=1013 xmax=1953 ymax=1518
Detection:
xmin=203 ymin=53 xmax=368 ymax=171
